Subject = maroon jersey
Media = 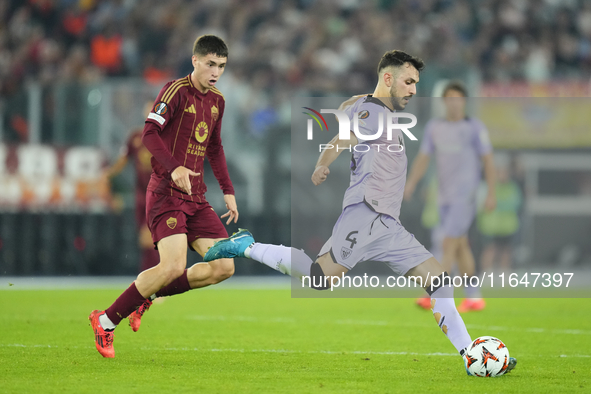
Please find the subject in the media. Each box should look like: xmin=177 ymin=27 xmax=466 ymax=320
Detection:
xmin=124 ymin=129 xmax=153 ymax=193
xmin=142 ymin=74 xmax=234 ymax=202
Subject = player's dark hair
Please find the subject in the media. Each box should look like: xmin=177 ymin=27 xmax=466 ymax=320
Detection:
xmin=442 ymin=80 xmax=468 ymax=97
xmin=377 ymin=50 xmax=425 ymax=74
xmin=193 ymin=35 xmax=228 ymax=58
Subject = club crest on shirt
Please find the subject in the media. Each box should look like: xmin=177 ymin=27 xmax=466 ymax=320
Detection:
xmin=154 ymin=102 xmax=168 ymax=115
xmin=341 ymin=247 xmax=352 ymax=260
xmin=195 ymin=121 xmax=209 ymax=143
xmin=166 ymin=217 xmax=177 ymax=229
xmin=358 ymin=110 xmax=369 ymax=119
xmin=211 ymin=105 xmax=219 ymax=121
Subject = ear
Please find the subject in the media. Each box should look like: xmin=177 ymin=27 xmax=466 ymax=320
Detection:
xmin=382 ymin=71 xmax=393 ymax=88
xmin=192 ymin=55 xmax=198 ymax=67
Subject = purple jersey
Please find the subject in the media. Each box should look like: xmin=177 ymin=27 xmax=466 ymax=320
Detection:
xmin=420 ymin=117 xmax=492 ymax=205
xmin=341 ymin=96 xmax=408 ymax=222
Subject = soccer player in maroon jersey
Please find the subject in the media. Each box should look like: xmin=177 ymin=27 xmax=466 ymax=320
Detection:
xmin=104 ymin=101 xmax=159 ymax=272
xmin=89 ymin=35 xmax=238 ymax=358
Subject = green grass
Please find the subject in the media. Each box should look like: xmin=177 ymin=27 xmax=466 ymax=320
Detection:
xmin=1 ymin=288 xmax=590 ymax=393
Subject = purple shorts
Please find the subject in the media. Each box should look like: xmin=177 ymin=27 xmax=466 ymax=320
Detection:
xmin=318 ymin=202 xmax=433 ymax=275
xmin=439 ymin=203 xmax=476 ymax=238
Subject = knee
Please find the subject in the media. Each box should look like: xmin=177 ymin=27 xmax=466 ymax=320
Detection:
xmin=210 ymin=261 xmax=235 ymax=284
xmin=159 ymin=261 xmax=186 ymax=284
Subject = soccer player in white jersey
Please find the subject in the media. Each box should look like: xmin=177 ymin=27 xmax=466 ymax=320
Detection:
xmin=203 ymin=51 xmax=514 ymax=374
xmin=404 ymin=81 xmax=497 ymax=313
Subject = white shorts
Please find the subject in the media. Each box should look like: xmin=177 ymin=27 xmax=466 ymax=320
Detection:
xmin=318 ymin=202 xmax=433 ymax=276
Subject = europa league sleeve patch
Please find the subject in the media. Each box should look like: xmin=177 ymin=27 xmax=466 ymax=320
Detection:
xmin=358 ymin=110 xmax=369 ymax=119
xmin=148 ymin=112 xmax=166 ymax=125
xmin=154 ymin=102 xmax=168 ymax=115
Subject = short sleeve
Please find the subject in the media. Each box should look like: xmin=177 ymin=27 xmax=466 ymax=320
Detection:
xmin=349 ymin=105 xmax=383 ymax=137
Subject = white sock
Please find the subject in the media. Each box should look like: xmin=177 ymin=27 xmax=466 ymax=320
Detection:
xmin=464 ymin=279 xmax=482 ymax=299
xmin=430 ymin=285 xmax=472 ymax=354
xmin=99 ymin=313 xmax=116 ymax=331
xmin=247 ymin=243 xmax=312 ymax=279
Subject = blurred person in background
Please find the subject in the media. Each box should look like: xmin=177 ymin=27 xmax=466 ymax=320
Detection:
xmin=405 ymin=81 xmax=496 ymax=313
xmin=477 ymin=153 xmax=522 ymax=274
xmin=89 ymin=35 xmax=239 ymax=358
xmin=103 ymin=100 xmax=159 ymax=273
xmin=420 ymin=175 xmax=444 ymax=261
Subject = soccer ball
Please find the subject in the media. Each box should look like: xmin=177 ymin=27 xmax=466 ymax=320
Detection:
xmin=464 ymin=336 xmax=510 ymax=377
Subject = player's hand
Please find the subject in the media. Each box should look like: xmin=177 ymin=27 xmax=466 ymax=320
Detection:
xmin=221 ymin=194 xmax=239 ymax=224
xmin=403 ymin=183 xmax=415 ymax=201
xmin=312 ymin=166 xmax=330 ymax=185
xmin=484 ymin=192 xmax=496 ymax=212
xmin=171 ymin=166 xmax=200 ymax=195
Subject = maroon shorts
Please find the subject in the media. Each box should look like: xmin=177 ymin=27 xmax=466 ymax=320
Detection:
xmin=146 ymin=191 xmax=228 ymax=249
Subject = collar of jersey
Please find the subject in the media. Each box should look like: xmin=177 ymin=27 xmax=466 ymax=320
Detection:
xmin=364 ymin=95 xmax=395 ymax=112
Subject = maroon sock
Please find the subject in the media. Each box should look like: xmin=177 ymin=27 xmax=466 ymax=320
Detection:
xmin=156 ymin=270 xmax=191 ymax=298
xmin=105 ymin=282 xmax=147 ymax=325
xmin=140 ymin=248 xmax=160 ymax=272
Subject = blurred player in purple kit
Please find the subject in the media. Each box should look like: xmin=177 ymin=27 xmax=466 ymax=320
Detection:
xmin=203 ymin=51 xmax=515 ymax=373
xmin=404 ymin=81 xmax=497 ymax=313
xmin=104 ymin=101 xmax=159 ymax=272
xmin=89 ymin=35 xmax=239 ymax=358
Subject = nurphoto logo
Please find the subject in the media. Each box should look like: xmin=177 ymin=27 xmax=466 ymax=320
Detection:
xmin=303 ymin=107 xmax=418 ymax=152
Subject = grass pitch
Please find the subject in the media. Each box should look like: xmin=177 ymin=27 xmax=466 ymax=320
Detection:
xmin=1 ymin=285 xmax=590 ymax=393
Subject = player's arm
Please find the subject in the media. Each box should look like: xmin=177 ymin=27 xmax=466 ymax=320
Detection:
xmin=142 ymin=83 xmax=198 ymax=195
xmin=205 ymin=103 xmax=238 ymax=224
xmin=312 ymin=95 xmax=368 ymax=186
xmin=104 ymin=136 xmax=136 ymax=179
xmin=404 ymin=152 xmax=430 ymax=200
xmin=481 ymin=152 xmax=496 ymax=211
xmin=104 ymin=153 xmax=128 ymax=179
xmin=311 ymin=131 xmax=358 ymax=186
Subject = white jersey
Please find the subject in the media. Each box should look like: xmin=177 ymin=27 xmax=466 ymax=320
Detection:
xmin=341 ymin=96 xmax=408 ymax=222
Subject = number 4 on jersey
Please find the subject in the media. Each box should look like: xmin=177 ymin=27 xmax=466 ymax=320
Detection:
xmin=345 ymin=231 xmax=358 ymax=249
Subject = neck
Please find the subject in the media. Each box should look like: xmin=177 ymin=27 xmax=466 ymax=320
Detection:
xmin=191 ymin=71 xmax=210 ymax=94
xmin=446 ymin=113 xmax=465 ymax=122
xmin=372 ymin=84 xmax=394 ymax=110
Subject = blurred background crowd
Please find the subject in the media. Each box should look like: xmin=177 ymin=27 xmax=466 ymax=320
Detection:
xmin=3 ymin=0 xmax=591 ymax=141
xmin=1 ymin=0 xmax=591 ymax=277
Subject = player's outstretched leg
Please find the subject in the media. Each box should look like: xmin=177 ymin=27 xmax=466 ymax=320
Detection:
xmin=204 ymin=229 xmax=313 ymax=278
xmin=203 ymin=229 xmax=254 ymax=261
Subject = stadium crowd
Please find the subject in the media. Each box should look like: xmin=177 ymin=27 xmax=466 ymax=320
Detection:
xmin=1 ymin=0 xmax=591 ymax=140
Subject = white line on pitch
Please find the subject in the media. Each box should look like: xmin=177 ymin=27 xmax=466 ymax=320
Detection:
xmin=2 ymin=343 xmax=591 ymax=358
xmin=186 ymin=315 xmax=591 ymax=335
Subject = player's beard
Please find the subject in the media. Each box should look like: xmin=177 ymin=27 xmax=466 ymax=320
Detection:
xmin=389 ymin=85 xmax=408 ymax=111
